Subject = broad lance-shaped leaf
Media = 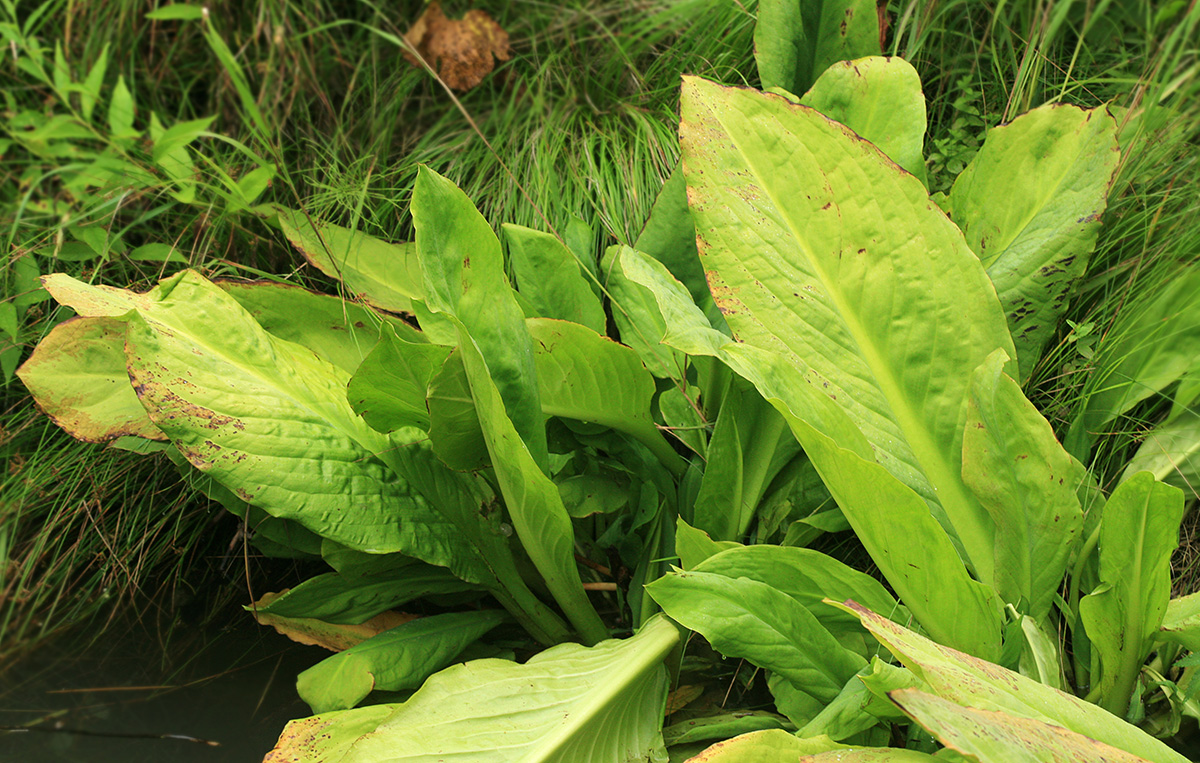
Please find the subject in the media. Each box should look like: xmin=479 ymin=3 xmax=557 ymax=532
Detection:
xmin=1079 ymin=473 xmax=1184 ymax=715
xmin=634 ymin=164 xmax=723 ymax=330
xmin=273 ymin=206 xmax=424 ymax=314
xmin=263 ymin=615 xmax=679 ymax=763
xmin=962 ymin=349 xmax=1083 ymax=622
xmin=619 ymin=236 xmax=1002 ymax=660
xmin=754 ymin=0 xmax=879 ymax=95
xmin=888 ymin=688 xmax=1150 ymax=763
xmin=253 ymin=566 xmax=481 ymax=625
xmin=452 ymin=317 xmax=607 ymax=644
xmin=799 ymin=56 xmax=927 ymax=184
xmin=680 ymin=76 xmax=1013 ymax=585
xmin=685 ymin=730 xmax=850 ymax=762
xmin=948 ymin=104 xmax=1119 ymax=380
xmin=602 ymin=244 xmax=689 ymax=380
xmin=219 ymin=280 xmax=426 ymax=375
xmin=836 ymin=601 xmax=1191 ymax=763
xmin=38 ymin=271 xmax=570 ymax=645
xmin=647 ymin=569 xmax=867 ymax=724
xmin=297 ymin=610 xmax=507 ymax=714
xmin=17 ymin=316 xmax=165 ymax=442
xmin=348 ymin=325 xmax=452 ymax=433
xmin=1160 ymin=592 xmax=1200 ymax=652
xmin=502 ymin=223 xmax=605 ymax=334
xmin=412 ymin=166 xmax=548 ymax=471
xmin=692 ymin=545 xmax=909 ymax=646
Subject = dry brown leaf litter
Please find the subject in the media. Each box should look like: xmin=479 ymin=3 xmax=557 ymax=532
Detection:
xmin=403 ymin=2 xmax=511 ymax=91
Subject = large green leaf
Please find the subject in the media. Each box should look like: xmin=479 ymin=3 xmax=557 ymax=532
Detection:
xmin=502 ymin=223 xmax=606 ymax=334
xmin=618 ymin=247 xmax=1002 ymax=659
xmin=265 ymin=615 xmax=679 ymax=762
xmin=685 ymin=730 xmax=847 ymax=761
xmin=274 ymin=206 xmax=424 ymax=314
xmin=646 ymin=569 xmax=867 ymax=723
xmin=602 ymin=244 xmax=689 ymax=380
xmin=1122 ymin=405 xmax=1200 ymax=491
xmin=754 ymin=0 xmax=879 ymax=95
xmin=453 ymin=318 xmax=607 ymax=644
xmin=40 ymin=270 xmax=569 ymax=644
xmin=347 ymin=326 xmax=452 ymax=433
xmin=962 ymin=349 xmax=1083 ymax=621
xmin=692 ymin=377 xmax=801 ymax=541
xmin=680 ymin=76 xmax=1014 ymax=585
xmin=692 ymin=545 xmax=908 ymax=645
xmin=947 ymin=104 xmax=1119 ymax=379
xmin=412 ymin=166 xmax=548 ymax=470
xmin=1079 ymin=472 xmax=1184 ymax=714
xmin=635 ymin=164 xmax=722 ymax=329
xmin=889 ymin=688 xmax=1149 ymax=763
xmin=799 ymin=56 xmax=927 ymax=184
xmin=838 ymin=601 xmax=1190 ymax=763
xmin=263 ymin=704 xmax=398 ymax=763
xmin=1066 ymin=268 xmax=1200 ymax=459
xmin=17 ymin=316 xmax=164 ymax=442
xmin=297 ymin=610 xmax=507 ymax=714
xmin=219 ymin=279 xmax=423 ymax=375
xmin=254 ymin=567 xmax=480 ymax=625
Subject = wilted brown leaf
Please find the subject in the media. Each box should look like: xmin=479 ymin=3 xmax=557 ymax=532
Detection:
xmin=250 ymin=590 xmax=417 ymax=651
xmin=403 ymin=1 xmax=511 ymax=91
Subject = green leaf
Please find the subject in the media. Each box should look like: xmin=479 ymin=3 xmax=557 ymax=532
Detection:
xmin=502 ymin=224 xmax=606 ymax=334
xmin=454 ymin=318 xmax=607 ymax=644
xmin=617 ymin=246 xmax=1002 ymax=659
xmin=145 ymin=4 xmax=205 ymax=20
xmin=1160 ymin=592 xmax=1200 ymax=652
xmin=948 ymin=103 xmax=1119 ymax=379
xmin=679 ymin=75 xmax=1014 ymax=586
xmin=297 ymin=611 xmax=506 ymax=714
xmin=838 ymin=601 xmax=1191 ymax=763
xmin=151 ymin=115 xmax=215 ymax=161
xmin=128 ymin=243 xmax=187 ymax=263
xmin=219 ymin=279 xmax=418 ymax=375
xmin=962 ymin=349 xmax=1083 ymax=621
xmin=255 ymin=568 xmax=481 ymax=625
xmin=663 ymin=712 xmax=789 ymax=746
xmin=1079 ymin=473 xmax=1184 ymax=714
xmin=41 ymin=272 xmax=488 ymax=578
xmin=266 ymin=615 xmax=679 ymax=762
xmin=674 ymin=517 xmax=740 ymax=570
xmin=80 ymin=43 xmax=109 ymax=121
xmin=348 ymin=326 xmax=451 ymax=433
xmin=799 ymin=56 xmax=927 ymax=184
xmin=754 ymin=0 xmax=879 ymax=95
xmin=635 ymin=164 xmax=721 ymax=328
xmin=646 ymin=570 xmax=867 ymax=717
xmin=16 ymin=317 xmax=164 ymax=442
xmin=275 ymin=207 xmax=423 ymax=314
xmin=798 ymin=750 xmax=939 ymax=762
xmin=262 ymin=704 xmax=398 ymax=763
xmin=889 ymin=688 xmax=1151 ymax=763
xmin=0 ymin=302 xmax=19 ymax=342
xmin=602 ymin=244 xmax=689 ymax=380
xmin=684 ymin=730 xmax=847 ymax=761
xmin=413 ymin=167 xmax=548 ymax=470
xmin=692 ymin=376 xmax=801 ymax=541
xmin=52 ymin=40 xmax=69 ymax=96
xmin=692 ymin=545 xmax=908 ymax=645
xmin=107 ymin=74 xmax=135 ymax=136
xmin=801 ymin=658 xmax=915 ymax=741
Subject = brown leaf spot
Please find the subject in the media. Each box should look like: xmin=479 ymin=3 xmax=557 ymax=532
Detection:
xmin=403 ymin=2 xmax=512 ymax=91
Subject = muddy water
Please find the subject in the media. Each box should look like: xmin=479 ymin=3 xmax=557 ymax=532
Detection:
xmin=1 ymin=618 xmax=323 ymax=762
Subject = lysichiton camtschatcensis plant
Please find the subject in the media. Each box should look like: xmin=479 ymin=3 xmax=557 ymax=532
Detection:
xmin=18 ymin=48 xmax=1200 ymax=762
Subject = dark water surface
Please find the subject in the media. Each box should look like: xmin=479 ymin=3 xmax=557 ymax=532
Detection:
xmin=1 ymin=617 xmax=323 ymax=762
